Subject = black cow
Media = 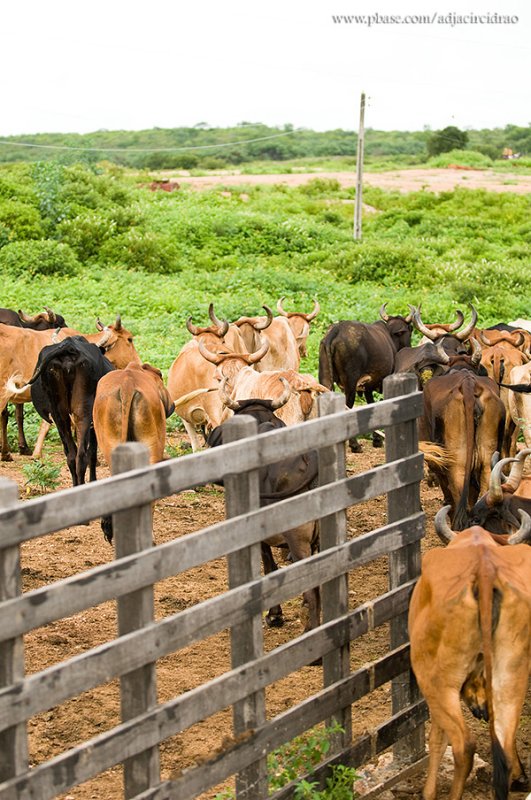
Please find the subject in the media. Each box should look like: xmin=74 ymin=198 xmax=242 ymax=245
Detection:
xmin=318 ymin=304 xmax=413 ymax=451
xmin=11 ymin=337 xmax=114 ymax=486
xmin=411 ymin=305 xmax=478 ymax=356
xmin=207 ymin=394 xmax=320 ymax=631
xmin=469 ymin=450 xmax=531 ymax=534
xmin=393 ymin=341 xmax=451 ymax=388
xmin=0 ymin=306 xmax=68 ymax=457
xmin=0 ymin=307 xmax=67 ymax=330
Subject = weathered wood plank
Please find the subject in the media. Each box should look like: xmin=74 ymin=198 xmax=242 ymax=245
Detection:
xmin=128 ymin=647 xmax=413 ymax=800
xmin=0 ymin=480 xmax=28 ymax=783
xmin=317 ymin=392 xmax=351 ymax=750
xmin=0 ymin=516 xmax=423 ymax=735
xmin=384 ymin=375 xmax=425 ymax=765
xmin=112 ymin=444 xmax=160 ymax=798
xmin=0 ymin=393 xmax=423 ymax=545
xmin=0 ymin=457 xmax=424 ymax=642
xmin=0 ymin=577 xmax=415 ymax=740
xmin=223 ymin=417 xmax=268 ymax=800
xmin=0 ymin=608 xmax=412 ymax=800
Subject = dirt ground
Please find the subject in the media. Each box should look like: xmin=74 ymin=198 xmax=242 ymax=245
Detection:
xmin=1 ymin=429 xmax=529 ymax=800
xmin=164 ymin=167 xmax=531 ymax=195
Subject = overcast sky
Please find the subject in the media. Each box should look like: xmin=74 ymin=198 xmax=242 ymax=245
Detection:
xmin=1 ymin=0 xmax=529 ymax=138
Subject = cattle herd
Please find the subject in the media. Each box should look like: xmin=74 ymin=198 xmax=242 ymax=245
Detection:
xmin=1 ymin=301 xmax=530 ymax=800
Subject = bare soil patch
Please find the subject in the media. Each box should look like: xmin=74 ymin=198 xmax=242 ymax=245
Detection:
xmin=166 ymin=168 xmax=531 ymax=195
xmin=1 ymin=433 xmax=529 ymax=799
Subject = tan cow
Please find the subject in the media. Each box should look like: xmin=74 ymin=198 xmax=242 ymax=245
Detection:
xmin=0 ymin=316 xmax=141 ymax=461
xmin=167 ymin=337 xmax=269 ymax=452
xmin=276 ymin=297 xmax=320 ymax=357
xmin=233 ymin=311 xmax=300 ymax=372
xmin=504 ymin=361 xmax=531 ymax=449
xmin=409 ymin=507 xmax=531 ymax=800
xmin=93 ymin=362 xmax=174 ymax=466
xmin=222 ymin=367 xmax=330 ymax=426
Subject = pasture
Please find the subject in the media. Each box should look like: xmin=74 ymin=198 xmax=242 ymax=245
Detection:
xmin=0 ymin=162 xmax=530 ymax=798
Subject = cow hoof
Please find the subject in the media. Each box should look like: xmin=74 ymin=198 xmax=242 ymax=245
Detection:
xmin=349 ymin=441 xmax=362 ymax=453
xmin=18 ymin=446 xmax=32 ymax=456
xmin=372 ymin=436 xmax=384 ymax=448
xmin=265 ymin=614 xmax=284 ymax=628
xmin=511 ymin=777 xmax=529 ymax=792
xmin=1 ymin=453 xmax=13 ymax=462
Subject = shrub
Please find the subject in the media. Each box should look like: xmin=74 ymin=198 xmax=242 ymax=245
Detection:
xmin=0 ymin=200 xmax=44 ymax=242
xmin=0 ymin=239 xmax=80 ymax=277
xmin=99 ymin=228 xmax=180 ymax=272
xmin=427 ymin=149 xmax=493 ymax=169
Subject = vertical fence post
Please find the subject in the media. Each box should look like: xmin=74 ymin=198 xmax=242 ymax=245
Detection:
xmin=111 ymin=443 xmax=160 ymax=797
xmin=0 ymin=479 xmax=29 ymax=783
xmin=383 ymin=374 xmax=425 ymax=764
xmin=318 ymin=393 xmax=352 ymax=751
xmin=223 ymin=415 xmax=268 ymax=800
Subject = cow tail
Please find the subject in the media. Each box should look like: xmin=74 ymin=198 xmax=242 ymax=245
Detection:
xmin=120 ymin=387 xmax=137 ymax=443
xmin=477 ymin=560 xmax=509 ymax=800
xmin=454 ymin=378 xmax=476 ymax=530
xmin=318 ymin=335 xmax=334 ymax=390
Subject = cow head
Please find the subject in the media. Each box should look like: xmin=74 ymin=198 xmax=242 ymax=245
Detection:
xmin=468 ymin=449 xmax=531 ymax=533
xmin=379 ymin=303 xmax=413 ymax=350
xmin=95 ymin=316 xmax=141 ymax=368
xmin=186 ymin=304 xmax=230 ymax=338
xmin=412 ymin=304 xmax=477 ymax=355
xmin=438 ymin=501 xmax=531 ymax=545
xmin=276 ymin=297 xmax=320 ymax=357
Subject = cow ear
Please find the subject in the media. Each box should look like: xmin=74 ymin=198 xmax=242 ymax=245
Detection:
xmin=162 ymin=390 xmax=175 ymax=419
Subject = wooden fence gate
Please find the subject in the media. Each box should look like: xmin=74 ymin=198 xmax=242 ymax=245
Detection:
xmin=0 ymin=374 xmax=428 ymax=799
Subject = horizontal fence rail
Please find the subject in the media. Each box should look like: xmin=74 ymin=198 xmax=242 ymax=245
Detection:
xmin=0 ymin=375 xmax=427 ymax=800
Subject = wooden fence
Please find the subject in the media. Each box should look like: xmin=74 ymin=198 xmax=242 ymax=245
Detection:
xmin=0 ymin=374 xmax=428 ymax=800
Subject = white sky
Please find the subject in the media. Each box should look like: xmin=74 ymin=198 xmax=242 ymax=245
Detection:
xmin=1 ymin=0 xmax=529 ymax=137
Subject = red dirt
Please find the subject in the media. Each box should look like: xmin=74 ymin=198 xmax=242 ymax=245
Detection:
xmin=1 ymin=433 xmax=529 ymax=800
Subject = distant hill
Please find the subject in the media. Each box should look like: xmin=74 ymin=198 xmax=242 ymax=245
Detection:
xmin=0 ymin=123 xmax=529 ymax=168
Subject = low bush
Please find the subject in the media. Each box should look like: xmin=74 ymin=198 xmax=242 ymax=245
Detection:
xmin=0 ymin=239 xmax=80 ymax=277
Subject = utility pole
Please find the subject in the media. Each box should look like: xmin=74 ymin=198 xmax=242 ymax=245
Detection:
xmin=353 ymin=91 xmax=366 ymax=240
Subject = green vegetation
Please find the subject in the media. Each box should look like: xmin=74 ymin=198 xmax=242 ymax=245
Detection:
xmin=1 ymin=160 xmax=529 ymax=387
xmin=0 ymin=123 xmax=529 ymax=169
xmin=21 ymin=459 xmax=62 ymax=494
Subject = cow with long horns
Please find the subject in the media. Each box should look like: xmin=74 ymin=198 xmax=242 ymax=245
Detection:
xmin=469 ymin=449 xmax=531 ymax=533
xmin=412 ymin=304 xmax=478 ymax=355
xmin=275 ymin=297 xmax=320 ymax=358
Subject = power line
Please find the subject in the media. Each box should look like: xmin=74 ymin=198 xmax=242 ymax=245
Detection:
xmin=0 ymin=129 xmax=302 ymax=154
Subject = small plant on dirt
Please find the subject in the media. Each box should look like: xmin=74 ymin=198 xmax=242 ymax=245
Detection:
xmin=22 ymin=459 xmax=62 ymax=494
xmin=214 ymin=723 xmax=359 ymax=799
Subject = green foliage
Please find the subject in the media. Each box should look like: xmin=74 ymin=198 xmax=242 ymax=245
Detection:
xmin=427 ymin=126 xmax=469 ymax=156
xmin=427 ymin=149 xmax=493 ymax=168
xmin=22 ymin=460 xmax=62 ymax=494
xmin=99 ymin=228 xmax=180 ymax=272
xmin=0 ymin=239 xmax=80 ymax=277
xmin=0 ymin=200 xmax=44 ymax=243
xmin=214 ymin=724 xmax=358 ymax=799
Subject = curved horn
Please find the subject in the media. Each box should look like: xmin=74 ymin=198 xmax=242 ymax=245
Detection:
xmin=405 ymin=304 xmax=417 ymax=324
xmin=435 ymin=340 xmax=451 ymax=364
xmin=469 ymin=337 xmax=483 ymax=365
xmin=220 ymin=376 xmax=240 ymax=410
xmin=114 ymin=315 xmax=122 ymax=331
xmin=305 ymin=299 xmax=320 ymax=321
xmin=478 ymin=331 xmax=492 ymax=346
xmin=208 ymin=304 xmax=229 ymax=337
xmin=504 ymin=448 xmax=531 ymax=493
xmin=17 ymin=309 xmax=36 ymax=323
xmin=96 ymin=327 xmax=112 ymax=348
xmin=488 ymin=456 xmax=518 ymax=504
xmin=510 ymin=331 xmax=525 ymax=348
xmin=197 ymin=338 xmax=224 ymax=365
xmin=252 ymin=305 xmax=273 ymax=331
xmin=508 ymin=510 xmax=531 ymax=545
xmin=51 ymin=327 xmax=62 ymax=344
xmin=186 ymin=316 xmax=201 ymax=336
xmin=96 ymin=318 xmax=105 ymax=332
xmin=44 ymin=306 xmax=57 ymax=324
xmin=454 ymin=304 xmax=478 ymax=341
xmin=413 ymin=308 xmax=437 ymax=340
xmin=247 ymin=336 xmax=270 ymax=365
xmin=434 ymin=505 xmax=457 ymax=543
xmin=270 ymin=377 xmax=292 ymax=410
xmin=277 ymin=297 xmax=288 ymax=317
xmin=447 ymin=309 xmax=465 ymax=332
xmin=379 ymin=303 xmax=389 ymax=322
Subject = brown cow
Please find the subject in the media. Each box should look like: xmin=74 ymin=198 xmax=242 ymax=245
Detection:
xmin=419 ymin=368 xmax=505 ymax=530
xmin=504 ymin=362 xmax=531 ymax=448
xmin=233 ymin=308 xmax=300 ymax=372
xmin=1 ymin=316 xmax=141 ymax=460
xmin=409 ymin=506 xmax=531 ymax=800
xmin=93 ymin=363 xmax=174 ymax=467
